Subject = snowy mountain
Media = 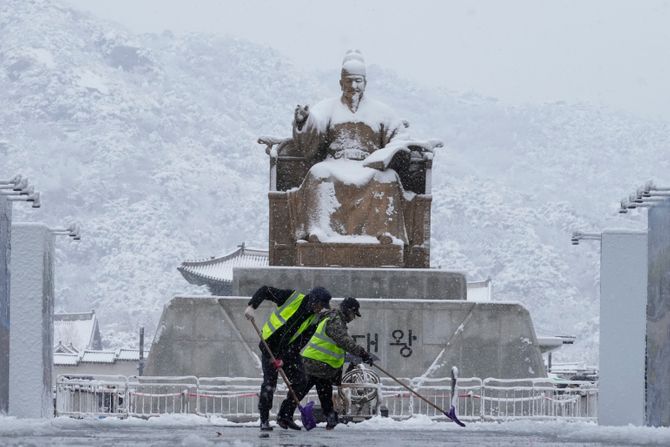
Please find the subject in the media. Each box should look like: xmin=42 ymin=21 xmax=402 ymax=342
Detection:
xmin=2 ymin=0 xmax=669 ymax=362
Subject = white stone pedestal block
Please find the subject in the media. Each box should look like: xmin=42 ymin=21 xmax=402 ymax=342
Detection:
xmin=647 ymin=200 xmax=670 ymax=427
xmin=0 ymin=198 xmax=11 ymax=414
xmin=598 ymin=230 xmax=647 ymax=426
xmin=8 ymin=223 xmax=54 ymax=418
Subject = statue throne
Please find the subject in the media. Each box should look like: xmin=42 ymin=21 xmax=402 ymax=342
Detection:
xmin=259 ymin=136 xmax=438 ymax=268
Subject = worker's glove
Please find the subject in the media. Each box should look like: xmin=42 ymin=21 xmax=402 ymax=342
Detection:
xmin=244 ymin=305 xmax=255 ymax=321
xmin=272 ymin=359 xmax=284 ymax=370
xmin=360 ymin=351 xmax=374 ymax=366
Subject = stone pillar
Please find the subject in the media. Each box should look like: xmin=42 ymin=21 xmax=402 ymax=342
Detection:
xmin=598 ymin=230 xmax=647 ymax=426
xmin=646 ymin=199 xmax=670 ymax=427
xmin=0 ymin=198 xmax=11 ymax=414
xmin=8 ymin=223 xmax=54 ymax=418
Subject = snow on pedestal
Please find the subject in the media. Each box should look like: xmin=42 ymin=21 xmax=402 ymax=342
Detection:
xmin=0 ymin=198 xmax=11 ymax=414
xmin=8 ymin=223 xmax=54 ymax=418
xmin=598 ymin=230 xmax=647 ymax=426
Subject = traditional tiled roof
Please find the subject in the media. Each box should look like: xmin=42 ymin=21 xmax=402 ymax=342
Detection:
xmin=117 ymin=348 xmax=141 ymax=361
xmin=80 ymin=350 xmax=116 ymax=364
xmin=54 ymin=352 xmax=79 ymax=366
xmin=54 ymin=311 xmax=102 ymax=352
xmin=178 ymin=243 xmax=268 ymax=294
xmin=54 ymin=348 xmax=141 ymax=366
xmin=54 ymin=341 xmax=78 ymax=354
xmin=537 ymin=335 xmax=577 ymax=354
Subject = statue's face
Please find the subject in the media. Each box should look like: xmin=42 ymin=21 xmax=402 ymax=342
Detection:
xmin=340 ymin=75 xmax=366 ymax=103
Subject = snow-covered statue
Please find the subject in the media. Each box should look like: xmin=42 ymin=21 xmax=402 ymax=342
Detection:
xmin=259 ymin=50 xmax=441 ymax=268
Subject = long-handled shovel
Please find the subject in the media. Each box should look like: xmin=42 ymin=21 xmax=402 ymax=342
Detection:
xmin=372 ymin=363 xmax=466 ymax=427
xmin=248 ymin=318 xmax=317 ymax=430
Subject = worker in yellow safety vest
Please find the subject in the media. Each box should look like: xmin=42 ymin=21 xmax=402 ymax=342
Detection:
xmin=244 ymin=285 xmax=332 ymax=431
xmin=276 ymin=297 xmax=372 ymax=430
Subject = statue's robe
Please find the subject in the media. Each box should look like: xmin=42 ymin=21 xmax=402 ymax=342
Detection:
xmin=287 ymin=96 xmax=414 ymax=245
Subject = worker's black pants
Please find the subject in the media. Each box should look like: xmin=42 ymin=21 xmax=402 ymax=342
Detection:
xmin=277 ymin=374 xmax=335 ymax=421
xmin=258 ymin=349 xmax=306 ymax=423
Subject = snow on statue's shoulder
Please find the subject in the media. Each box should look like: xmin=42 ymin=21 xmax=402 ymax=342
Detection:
xmin=304 ymin=97 xmax=340 ymax=131
xmin=351 ymin=97 xmax=401 ymax=128
xmin=311 ymin=96 xmax=402 ymax=130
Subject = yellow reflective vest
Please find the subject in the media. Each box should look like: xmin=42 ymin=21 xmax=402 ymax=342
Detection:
xmin=261 ymin=291 xmax=314 ymax=343
xmin=301 ymin=317 xmax=345 ymax=369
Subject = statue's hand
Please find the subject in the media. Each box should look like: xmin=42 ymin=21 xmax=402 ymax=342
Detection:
xmin=294 ymin=104 xmax=310 ymax=129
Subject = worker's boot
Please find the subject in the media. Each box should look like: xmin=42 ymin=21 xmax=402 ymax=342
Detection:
xmin=260 ymin=419 xmax=273 ymax=431
xmin=277 ymin=417 xmax=302 ymax=431
xmin=325 ymin=412 xmax=338 ymax=430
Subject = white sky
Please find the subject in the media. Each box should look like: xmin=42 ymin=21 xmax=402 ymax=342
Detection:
xmin=65 ymin=0 xmax=670 ymax=121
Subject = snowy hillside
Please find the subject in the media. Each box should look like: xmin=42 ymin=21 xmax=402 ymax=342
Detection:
xmin=2 ymin=0 xmax=669 ymax=362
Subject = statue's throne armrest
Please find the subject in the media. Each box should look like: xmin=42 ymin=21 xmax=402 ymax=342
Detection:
xmin=258 ymin=136 xmax=313 ymax=191
xmin=388 ymin=140 xmax=442 ymax=268
xmin=389 ymin=139 xmax=441 ymax=195
xmin=259 ymin=137 xmax=316 ymax=265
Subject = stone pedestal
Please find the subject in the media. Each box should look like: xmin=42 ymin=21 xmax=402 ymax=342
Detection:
xmin=0 ymin=199 xmax=10 ymax=414
xmin=8 ymin=223 xmax=54 ymax=418
xmin=296 ymin=242 xmax=404 ymax=268
xmin=647 ymin=200 xmax=670 ymax=427
xmin=146 ymin=296 xmax=545 ymax=380
xmin=145 ymin=297 xmax=261 ymax=377
xmin=598 ymin=230 xmax=647 ymax=426
xmin=150 ymin=266 xmax=545 ymax=380
xmin=232 ymin=266 xmax=467 ymax=300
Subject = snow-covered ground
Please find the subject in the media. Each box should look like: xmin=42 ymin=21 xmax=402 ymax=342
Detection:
xmin=1 ymin=415 xmax=670 ymax=446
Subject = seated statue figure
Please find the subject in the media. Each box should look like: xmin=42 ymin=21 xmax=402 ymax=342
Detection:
xmin=262 ymin=50 xmax=441 ymax=268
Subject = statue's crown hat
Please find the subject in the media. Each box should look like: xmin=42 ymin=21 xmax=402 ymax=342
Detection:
xmin=341 ymin=49 xmax=366 ymax=77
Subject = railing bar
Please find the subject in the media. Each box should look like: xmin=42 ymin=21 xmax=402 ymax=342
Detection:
xmin=55 ymin=375 xmax=598 ymax=421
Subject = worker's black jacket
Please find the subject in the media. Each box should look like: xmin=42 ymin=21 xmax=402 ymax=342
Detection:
xmin=248 ymin=285 xmax=317 ymax=357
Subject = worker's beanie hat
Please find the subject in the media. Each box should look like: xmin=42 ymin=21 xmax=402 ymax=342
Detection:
xmin=308 ymin=286 xmax=332 ymax=308
xmin=340 ymin=297 xmax=361 ymax=317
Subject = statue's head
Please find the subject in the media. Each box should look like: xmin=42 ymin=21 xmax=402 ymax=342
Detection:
xmin=340 ymin=49 xmax=367 ymax=111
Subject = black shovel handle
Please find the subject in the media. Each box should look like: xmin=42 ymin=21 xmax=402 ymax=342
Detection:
xmin=249 ymin=318 xmax=302 ymax=407
xmin=372 ymin=363 xmax=447 ymax=414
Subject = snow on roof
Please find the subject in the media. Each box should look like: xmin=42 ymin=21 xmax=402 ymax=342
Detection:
xmin=53 ymin=349 xmax=141 ymax=366
xmin=117 ymin=349 xmax=140 ymax=361
xmin=53 ymin=353 xmax=79 ymax=366
xmin=178 ymin=243 xmax=268 ymax=286
xmin=80 ymin=350 xmax=116 ymax=364
xmin=537 ymin=335 xmax=577 ymax=354
xmin=53 ymin=311 xmax=98 ymax=352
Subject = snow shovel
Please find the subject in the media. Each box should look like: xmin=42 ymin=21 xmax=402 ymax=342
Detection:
xmin=248 ymin=318 xmax=317 ymax=431
xmin=371 ymin=363 xmax=466 ymax=427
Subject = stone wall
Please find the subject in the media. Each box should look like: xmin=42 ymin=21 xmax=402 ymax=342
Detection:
xmin=145 ymin=296 xmax=545 ymax=380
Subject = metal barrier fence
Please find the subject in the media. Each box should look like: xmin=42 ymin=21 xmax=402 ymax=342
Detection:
xmin=55 ymin=374 xmax=597 ymax=422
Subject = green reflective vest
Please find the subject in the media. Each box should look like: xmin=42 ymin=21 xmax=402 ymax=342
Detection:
xmin=301 ymin=317 xmax=345 ymax=369
xmin=261 ymin=291 xmax=312 ymax=342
